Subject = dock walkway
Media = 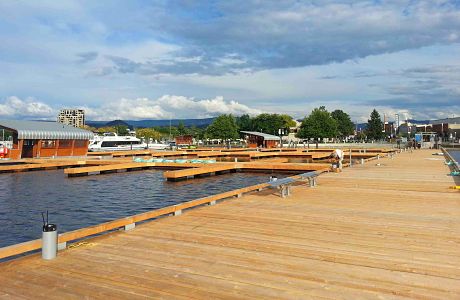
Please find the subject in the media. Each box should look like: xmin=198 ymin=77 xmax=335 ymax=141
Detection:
xmin=1 ymin=149 xmax=459 ymax=299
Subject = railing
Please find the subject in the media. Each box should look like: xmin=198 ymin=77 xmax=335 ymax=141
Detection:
xmin=441 ymin=147 xmax=459 ymax=172
xmin=0 ymin=182 xmax=270 ymax=260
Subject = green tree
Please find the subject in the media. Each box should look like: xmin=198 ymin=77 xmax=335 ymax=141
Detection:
xmin=113 ymin=125 xmax=129 ymax=135
xmin=252 ymin=113 xmax=294 ymax=135
xmin=366 ymin=109 xmax=384 ymax=140
xmin=331 ymin=109 xmax=355 ymax=138
xmin=177 ymin=121 xmax=187 ymax=135
xmin=136 ymin=128 xmax=162 ymax=145
xmin=189 ymin=125 xmax=206 ymax=140
xmin=206 ymin=114 xmax=239 ymax=140
xmin=82 ymin=125 xmax=97 ymax=132
xmin=280 ymin=114 xmax=297 ymax=128
xmin=154 ymin=126 xmax=179 ymax=139
xmin=296 ymin=106 xmax=338 ymax=140
xmin=236 ymin=114 xmax=253 ymax=131
xmin=97 ymin=126 xmax=117 ymax=134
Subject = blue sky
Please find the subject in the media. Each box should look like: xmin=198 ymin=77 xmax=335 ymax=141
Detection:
xmin=0 ymin=0 xmax=459 ymax=122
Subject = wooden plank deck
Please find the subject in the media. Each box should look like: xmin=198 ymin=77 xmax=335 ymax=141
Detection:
xmin=164 ymin=165 xmax=238 ymax=180
xmin=0 ymin=161 xmax=87 ymax=173
xmin=1 ymin=149 xmax=459 ymax=299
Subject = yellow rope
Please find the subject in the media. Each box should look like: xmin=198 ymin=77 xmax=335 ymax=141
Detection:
xmin=67 ymin=241 xmax=97 ymax=249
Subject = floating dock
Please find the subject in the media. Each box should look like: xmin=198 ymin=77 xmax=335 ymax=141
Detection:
xmin=163 ymin=162 xmax=331 ymax=181
xmin=0 ymin=149 xmax=458 ymax=298
xmin=0 ymin=161 xmax=87 ymax=173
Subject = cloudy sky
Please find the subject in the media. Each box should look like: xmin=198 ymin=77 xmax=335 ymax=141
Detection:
xmin=0 ymin=0 xmax=459 ymax=122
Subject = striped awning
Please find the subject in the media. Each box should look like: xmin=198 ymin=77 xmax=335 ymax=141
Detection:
xmin=0 ymin=120 xmax=94 ymax=140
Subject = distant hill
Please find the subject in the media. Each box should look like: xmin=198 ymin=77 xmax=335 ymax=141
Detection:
xmin=86 ymin=118 xmax=215 ymax=129
xmin=105 ymin=119 xmax=132 ymax=129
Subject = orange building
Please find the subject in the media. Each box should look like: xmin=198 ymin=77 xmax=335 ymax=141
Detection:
xmin=175 ymin=135 xmax=193 ymax=146
xmin=241 ymin=131 xmax=281 ymax=148
xmin=0 ymin=120 xmax=93 ymax=159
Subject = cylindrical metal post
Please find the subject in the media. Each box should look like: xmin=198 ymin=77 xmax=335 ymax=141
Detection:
xmin=42 ymin=224 xmax=57 ymax=260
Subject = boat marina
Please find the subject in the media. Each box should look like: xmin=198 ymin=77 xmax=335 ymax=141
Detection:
xmin=1 ymin=2 xmax=460 ymax=297
xmin=0 ymin=148 xmax=458 ymax=298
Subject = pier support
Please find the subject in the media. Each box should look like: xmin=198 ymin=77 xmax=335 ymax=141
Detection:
xmin=280 ymin=186 xmax=291 ymax=198
xmin=124 ymin=223 xmax=136 ymax=231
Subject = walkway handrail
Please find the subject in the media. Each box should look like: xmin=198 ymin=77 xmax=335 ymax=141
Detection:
xmin=441 ymin=147 xmax=459 ymax=172
xmin=0 ymin=182 xmax=270 ymax=260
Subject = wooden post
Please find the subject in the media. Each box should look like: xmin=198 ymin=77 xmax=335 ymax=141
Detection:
xmin=349 ymin=148 xmax=352 ymax=167
xmin=54 ymin=140 xmax=59 ymax=157
xmin=36 ymin=139 xmax=42 ymax=158
xmin=70 ymin=140 xmax=75 ymax=156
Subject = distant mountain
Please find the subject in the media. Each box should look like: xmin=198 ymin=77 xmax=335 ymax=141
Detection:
xmin=86 ymin=117 xmax=215 ymax=128
xmin=105 ymin=119 xmax=132 ymax=129
xmin=407 ymin=119 xmax=431 ymax=125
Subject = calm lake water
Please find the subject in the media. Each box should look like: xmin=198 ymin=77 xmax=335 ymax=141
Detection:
xmin=448 ymin=150 xmax=460 ymax=162
xmin=0 ymin=170 xmax=287 ymax=248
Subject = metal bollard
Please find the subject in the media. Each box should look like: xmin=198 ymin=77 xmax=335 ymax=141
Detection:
xmin=42 ymin=223 xmax=57 ymax=260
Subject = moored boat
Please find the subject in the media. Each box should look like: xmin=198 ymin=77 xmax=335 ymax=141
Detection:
xmin=88 ymin=133 xmax=147 ymax=152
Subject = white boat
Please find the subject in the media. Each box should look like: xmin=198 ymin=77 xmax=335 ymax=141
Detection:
xmin=146 ymin=141 xmax=169 ymax=150
xmin=88 ymin=133 xmax=147 ymax=152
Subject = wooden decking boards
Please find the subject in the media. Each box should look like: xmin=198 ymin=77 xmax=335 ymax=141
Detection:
xmin=0 ymin=149 xmax=459 ymax=299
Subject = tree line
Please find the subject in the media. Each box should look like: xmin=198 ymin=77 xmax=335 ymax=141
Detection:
xmin=83 ymin=108 xmax=385 ymax=142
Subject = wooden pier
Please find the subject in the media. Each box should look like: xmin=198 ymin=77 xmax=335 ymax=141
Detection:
xmin=0 ymin=161 xmax=87 ymax=173
xmin=164 ymin=164 xmax=238 ymax=180
xmin=163 ymin=162 xmax=331 ymax=180
xmin=0 ymin=148 xmax=391 ymax=179
xmin=0 ymin=149 xmax=458 ymax=298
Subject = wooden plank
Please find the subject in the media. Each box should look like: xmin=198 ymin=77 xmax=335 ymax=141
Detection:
xmin=0 ymin=239 xmax=42 ymax=260
xmin=0 ymin=161 xmax=86 ymax=173
xmin=164 ymin=165 xmax=237 ymax=179
xmin=238 ymin=162 xmax=331 ymax=171
xmin=1 ymin=149 xmax=459 ymax=299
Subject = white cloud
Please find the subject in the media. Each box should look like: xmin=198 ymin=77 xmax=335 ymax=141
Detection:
xmin=0 ymin=96 xmax=54 ymax=119
xmin=0 ymin=1 xmax=459 ymax=121
xmin=156 ymin=95 xmax=260 ymax=118
xmin=0 ymin=95 xmax=261 ymax=121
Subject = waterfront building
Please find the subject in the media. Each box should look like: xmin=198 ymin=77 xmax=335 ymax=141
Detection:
xmin=0 ymin=120 xmax=93 ymax=159
xmin=397 ymin=122 xmax=417 ymax=137
xmin=241 ymin=131 xmax=281 ymax=148
xmin=175 ymin=135 xmax=193 ymax=146
xmin=57 ymin=109 xmax=85 ymax=128
xmin=431 ymin=117 xmax=460 ymax=141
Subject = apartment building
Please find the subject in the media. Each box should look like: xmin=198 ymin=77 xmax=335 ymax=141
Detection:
xmin=57 ymin=109 xmax=85 ymax=128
